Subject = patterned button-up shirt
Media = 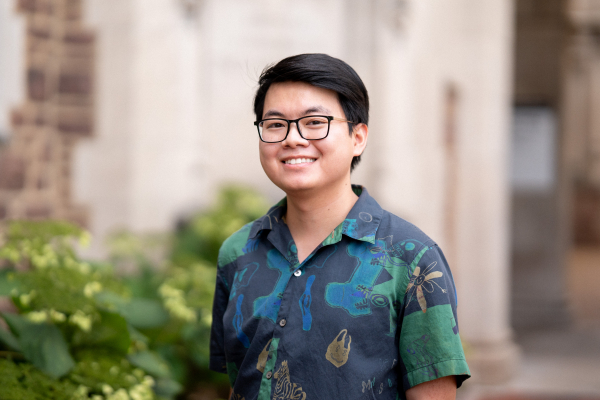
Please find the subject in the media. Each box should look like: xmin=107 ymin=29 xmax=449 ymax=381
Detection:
xmin=210 ymin=186 xmax=470 ymax=400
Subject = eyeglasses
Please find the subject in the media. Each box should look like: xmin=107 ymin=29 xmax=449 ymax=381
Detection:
xmin=254 ymin=115 xmax=356 ymax=143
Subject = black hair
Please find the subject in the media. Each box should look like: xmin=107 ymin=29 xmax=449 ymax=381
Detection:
xmin=253 ymin=53 xmax=369 ymax=172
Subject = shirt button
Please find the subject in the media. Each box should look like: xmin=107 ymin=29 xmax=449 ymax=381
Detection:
xmin=279 ymin=318 xmax=287 ymax=327
xmin=266 ymin=371 xmax=272 ymax=379
xmin=294 ymin=269 xmax=302 ymax=277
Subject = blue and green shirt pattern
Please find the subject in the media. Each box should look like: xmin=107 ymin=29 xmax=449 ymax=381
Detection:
xmin=210 ymin=186 xmax=470 ymax=400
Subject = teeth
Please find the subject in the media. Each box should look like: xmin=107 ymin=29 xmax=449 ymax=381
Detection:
xmin=285 ymin=158 xmax=315 ymax=165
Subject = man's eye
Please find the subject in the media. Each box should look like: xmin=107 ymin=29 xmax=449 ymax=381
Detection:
xmin=304 ymin=118 xmax=328 ymax=127
xmin=265 ymin=121 xmax=286 ymax=130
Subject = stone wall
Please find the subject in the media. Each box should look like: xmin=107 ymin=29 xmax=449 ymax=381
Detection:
xmin=566 ymin=0 xmax=600 ymax=246
xmin=0 ymin=0 xmax=93 ymax=225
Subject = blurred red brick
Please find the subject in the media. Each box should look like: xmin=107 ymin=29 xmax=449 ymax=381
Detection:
xmin=573 ymin=185 xmax=600 ymax=245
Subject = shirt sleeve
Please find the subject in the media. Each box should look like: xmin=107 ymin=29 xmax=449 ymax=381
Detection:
xmin=209 ymin=267 xmax=230 ymax=374
xmin=398 ymin=243 xmax=471 ymax=390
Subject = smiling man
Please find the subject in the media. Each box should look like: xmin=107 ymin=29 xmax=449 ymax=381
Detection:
xmin=210 ymin=54 xmax=470 ymax=400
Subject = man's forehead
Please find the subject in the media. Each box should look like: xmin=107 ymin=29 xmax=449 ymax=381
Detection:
xmin=263 ymin=81 xmax=341 ymax=116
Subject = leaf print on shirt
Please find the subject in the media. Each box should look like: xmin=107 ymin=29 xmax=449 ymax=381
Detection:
xmin=405 ymin=261 xmax=446 ymax=313
xmin=273 ymin=360 xmax=306 ymax=400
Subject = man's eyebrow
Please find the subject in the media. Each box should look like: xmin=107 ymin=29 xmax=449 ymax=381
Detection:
xmin=262 ymin=106 xmax=331 ymax=119
xmin=304 ymin=106 xmax=330 ymax=115
xmin=263 ymin=110 xmax=285 ymax=118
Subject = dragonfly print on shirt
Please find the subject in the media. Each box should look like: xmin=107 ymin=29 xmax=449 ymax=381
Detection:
xmin=405 ymin=261 xmax=446 ymax=313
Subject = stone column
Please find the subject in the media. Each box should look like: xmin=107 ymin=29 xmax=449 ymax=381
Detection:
xmin=452 ymin=1 xmax=520 ymax=383
xmin=363 ymin=0 xmax=520 ymax=384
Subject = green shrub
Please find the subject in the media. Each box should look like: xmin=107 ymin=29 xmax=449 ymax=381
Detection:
xmin=0 ymin=185 xmax=269 ymax=399
xmin=0 ymin=221 xmax=177 ymax=399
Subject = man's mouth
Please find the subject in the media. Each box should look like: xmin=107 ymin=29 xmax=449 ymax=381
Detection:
xmin=283 ymin=158 xmax=316 ymax=165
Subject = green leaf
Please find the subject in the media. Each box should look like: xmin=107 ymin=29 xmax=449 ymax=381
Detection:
xmin=0 ymin=269 xmax=19 ymax=296
xmin=21 ymin=323 xmax=75 ymax=378
xmin=95 ymin=291 xmax=128 ymax=310
xmin=96 ymin=291 xmax=169 ymax=329
xmin=0 ymin=326 xmax=21 ymax=351
xmin=154 ymin=377 xmax=183 ymax=398
xmin=2 ymin=313 xmax=74 ymax=378
xmin=80 ymin=311 xmax=130 ymax=354
xmin=2 ymin=312 xmax=31 ymax=336
xmin=128 ymin=325 xmax=149 ymax=345
xmin=128 ymin=350 xmax=171 ymax=378
xmin=118 ymin=298 xmax=169 ymax=329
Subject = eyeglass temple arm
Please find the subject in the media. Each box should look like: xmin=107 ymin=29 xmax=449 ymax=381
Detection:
xmin=331 ymin=117 xmax=357 ymax=124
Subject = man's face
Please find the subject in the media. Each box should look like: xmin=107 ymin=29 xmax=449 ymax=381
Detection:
xmin=259 ymin=81 xmax=366 ymax=196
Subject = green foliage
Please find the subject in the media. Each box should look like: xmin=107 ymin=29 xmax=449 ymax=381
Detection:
xmin=0 ymin=221 xmax=167 ymax=399
xmin=0 ymin=185 xmax=269 ymax=399
xmin=0 ymin=358 xmax=79 ymax=400
xmin=171 ymin=186 xmax=268 ymax=265
xmin=3 ymin=313 xmax=75 ymax=378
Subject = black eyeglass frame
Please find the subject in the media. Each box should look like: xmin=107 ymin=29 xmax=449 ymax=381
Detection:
xmin=254 ymin=115 xmax=356 ymax=143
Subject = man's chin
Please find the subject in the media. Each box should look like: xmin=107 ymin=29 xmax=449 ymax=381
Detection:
xmin=276 ymin=181 xmax=320 ymax=196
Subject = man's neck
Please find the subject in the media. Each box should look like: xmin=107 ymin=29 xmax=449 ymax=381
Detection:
xmin=284 ymin=182 xmax=359 ymax=263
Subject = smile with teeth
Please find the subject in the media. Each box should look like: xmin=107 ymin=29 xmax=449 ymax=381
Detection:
xmin=284 ymin=158 xmax=316 ymax=165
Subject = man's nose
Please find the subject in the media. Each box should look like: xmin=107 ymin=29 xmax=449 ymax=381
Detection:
xmin=283 ymin=122 xmax=308 ymax=147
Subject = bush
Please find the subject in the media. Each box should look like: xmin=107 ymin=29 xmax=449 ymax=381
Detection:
xmin=0 ymin=185 xmax=269 ymax=399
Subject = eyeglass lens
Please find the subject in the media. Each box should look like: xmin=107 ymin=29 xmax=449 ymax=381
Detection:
xmin=258 ymin=116 xmax=330 ymax=142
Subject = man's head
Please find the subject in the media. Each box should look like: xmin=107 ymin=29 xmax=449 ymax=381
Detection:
xmin=253 ymin=54 xmax=369 ymax=172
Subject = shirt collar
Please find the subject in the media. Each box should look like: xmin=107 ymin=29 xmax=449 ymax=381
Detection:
xmin=249 ymin=185 xmax=383 ymax=245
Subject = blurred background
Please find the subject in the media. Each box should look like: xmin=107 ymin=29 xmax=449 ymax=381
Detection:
xmin=0 ymin=0 xmax=599 ymax=399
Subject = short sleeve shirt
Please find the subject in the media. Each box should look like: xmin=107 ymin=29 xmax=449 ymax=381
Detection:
xmin=210 ymin=186 xmax=470 ymax=400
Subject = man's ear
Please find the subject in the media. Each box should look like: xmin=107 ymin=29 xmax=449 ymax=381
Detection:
xmin=352 ymin=123 xmax=368 ymax=157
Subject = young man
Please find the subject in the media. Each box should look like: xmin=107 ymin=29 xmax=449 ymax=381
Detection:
xmin=210 ymin=54 xmax=470 ymax=400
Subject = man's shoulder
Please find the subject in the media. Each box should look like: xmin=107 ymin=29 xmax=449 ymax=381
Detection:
xmin=376 ymin=208 xmax=438 ymax=257
xmin=217 ymin=221 xmax=256 ymax=268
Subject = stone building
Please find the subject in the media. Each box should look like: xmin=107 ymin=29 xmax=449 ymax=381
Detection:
xmin=0 ymin=0 xmax=93 ymax=225
xmin=1 ymin=0 xmax=599 ymax=390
